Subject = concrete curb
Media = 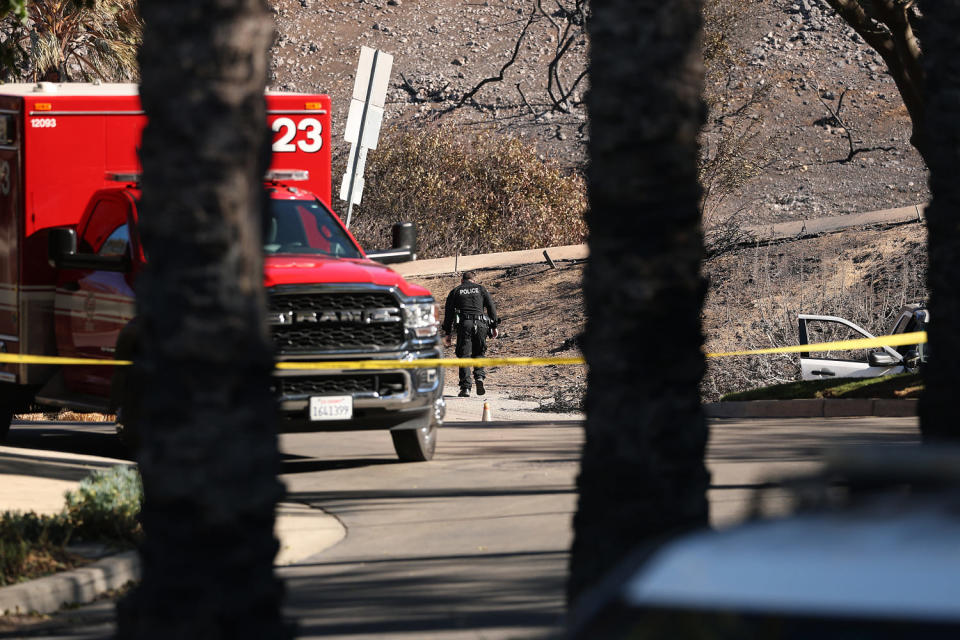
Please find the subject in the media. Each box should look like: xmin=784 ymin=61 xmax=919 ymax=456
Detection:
xmin=742 ymin=203 xmax=925 ymax=242
xmin=1 ymin=439 xmax=347 ymax=619
xmin=0 ymin=501 xmax=345 ymax=618
xmin=705 ymin=398 xmax=918 ymax=418
xmin=390 ymin=201 xmax=925 ymax=278
xmin=0 ymin=551 xmax=139 ymax=617
xmin=274 ymin=501 xmax=346 ymax=567
xmin=393 ymin=243 xmax=588 ymax=277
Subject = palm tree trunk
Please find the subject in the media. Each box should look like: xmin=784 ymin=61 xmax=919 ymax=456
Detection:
xmin=918 ymin=1 xmax=960 ymax=443
xmin=567 ymin=0 xmax=710 ymax=606
xmin=116 ymin=1 xmax=290 ymax=637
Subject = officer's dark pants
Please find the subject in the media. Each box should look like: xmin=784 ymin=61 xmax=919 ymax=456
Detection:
xmin=455 ymin=319 xmax=488 ymax=390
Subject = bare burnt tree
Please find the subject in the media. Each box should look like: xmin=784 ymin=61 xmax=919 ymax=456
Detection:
xmin=116 ymin=0 xmax=290 ymax=637
xmin=823 ymin=1 xmax=925 ymax=150
xmin=810 ymin=84 xmax=896 ymax=163
xmin=567 ymin=0 xmax=710 ymax=608
xmin=443 ymin=0 xmax=589 ymax=116
xmin=445 ymin=0 xmax=739 ymax=117
xmin=917 ymin=0 xmax=960 ymax=443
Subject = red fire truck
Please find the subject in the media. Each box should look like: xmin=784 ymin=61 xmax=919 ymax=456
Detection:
xmin=0 ymin=83 xmax=444 ymax=461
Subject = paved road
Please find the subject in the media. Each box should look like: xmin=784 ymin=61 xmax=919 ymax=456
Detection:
xmin=278 ymin=421 xmax=581 ymax=640
xmin=1 ymin=416 xmax=921 ymax=639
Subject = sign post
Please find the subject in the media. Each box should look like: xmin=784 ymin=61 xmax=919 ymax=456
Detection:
xmin=341 ymin=46 xmax=394 ymax=228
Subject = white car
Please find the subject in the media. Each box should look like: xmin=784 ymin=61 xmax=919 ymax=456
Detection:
xmin=569 ymin=449 xmax=960 ymax=639
xmin=797 ymin=303 xmax=928 ymax=381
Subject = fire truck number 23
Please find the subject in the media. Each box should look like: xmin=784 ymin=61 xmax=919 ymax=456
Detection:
xmin=272 ymin=117 xmax=323 ymax=153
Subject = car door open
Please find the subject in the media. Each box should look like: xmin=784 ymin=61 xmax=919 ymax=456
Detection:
xmin=797 ymin=314 xmax=905 ymax=381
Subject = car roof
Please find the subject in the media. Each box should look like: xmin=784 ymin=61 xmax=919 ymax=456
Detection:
xmin=622 ymin=500 xmax=960 ymax=622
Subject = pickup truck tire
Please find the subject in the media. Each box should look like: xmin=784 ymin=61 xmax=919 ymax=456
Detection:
xmin=115 ymin=375 xmax=142 ymax=456
xmin=111 ymin=322 xmax=141 ymax=456
xmin=0 ymin=406 xmax=12 ymax=441
xmin=116 ymin=414 xmax=140 ymax=455
xmin=0 ymin=382 xmax=27 ymax=442
xmin=391 ymin=415 xmax=438 ymax=462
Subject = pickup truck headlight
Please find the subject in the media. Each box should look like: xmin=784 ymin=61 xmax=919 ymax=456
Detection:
xmin=403 ymin=302 xmax=438 ymax=338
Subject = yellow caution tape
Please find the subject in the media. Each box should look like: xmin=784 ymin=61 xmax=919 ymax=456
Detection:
xmin=0 ymin=354 xmax=133 ymax=366
xmin=0 ymin=331 xmax=926 ymax=368
xmin=274 ymin=356 xmax=586 ymax=370
xmin=705 ymin=331 xmax=927 ymax=358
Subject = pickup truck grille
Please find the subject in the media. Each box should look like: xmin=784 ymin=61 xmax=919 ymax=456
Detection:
xmin=270 ymin=292 xmax=397 ymax=312
xmin=268 ymin=290 xmax=405 ymax=352
xmin=278 ymin=373 xmax=406 ymax=397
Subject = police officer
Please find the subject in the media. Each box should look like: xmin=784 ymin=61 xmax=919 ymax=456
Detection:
xmin=442 ymin=271 xmax=498 ymax=397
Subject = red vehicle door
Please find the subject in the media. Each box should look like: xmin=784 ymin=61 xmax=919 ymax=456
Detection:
xmin=54 ymin=191 xmax=139 ymax=397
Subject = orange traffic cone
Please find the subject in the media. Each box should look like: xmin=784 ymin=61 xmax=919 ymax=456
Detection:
xmin=481 ymin=401 xmax=492 ymax=422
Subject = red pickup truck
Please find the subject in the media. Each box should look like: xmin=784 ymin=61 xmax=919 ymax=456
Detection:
xmin=0 ymin=83 xmax=444 ymax=461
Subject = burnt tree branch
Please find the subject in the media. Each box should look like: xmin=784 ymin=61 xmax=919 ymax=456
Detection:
xmin=824 ymin=0 xmax=925 ymax=150
xmin=440 ymin=10 xmax=538 ymax=115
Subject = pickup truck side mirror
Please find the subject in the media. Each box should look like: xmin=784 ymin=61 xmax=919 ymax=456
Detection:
xmin=48 ymin=227 xmax=78 ymax=268
xmin=367 ymin=221 xmax=418 ymax=265
xmin=867 ymin=350 xmax=900 ymax=367
xmin=48 ymin=227 xmax=130 ymax=272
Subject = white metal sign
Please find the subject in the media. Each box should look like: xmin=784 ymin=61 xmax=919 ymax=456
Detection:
xmin=341 ymin=46 xmax=394 ymax=227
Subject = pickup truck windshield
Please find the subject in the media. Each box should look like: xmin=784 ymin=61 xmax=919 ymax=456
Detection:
xmin=264 ymin=199 xmax=362 ymax=258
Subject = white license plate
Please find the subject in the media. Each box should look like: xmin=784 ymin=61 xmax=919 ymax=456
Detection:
xmin=309 ymin=395 xmax=353 ymax=421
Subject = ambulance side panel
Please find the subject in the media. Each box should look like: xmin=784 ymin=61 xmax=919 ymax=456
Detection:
xmin=22 ymin=94 xmax=143 ymax=236
xmin=0 ymin=98 xmax=21 ymax=384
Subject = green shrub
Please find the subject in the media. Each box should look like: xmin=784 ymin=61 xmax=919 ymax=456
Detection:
xmin=0 ymin=537 xmax=29 ymax=583
xmin=346 ymin=124 xmax=587 ymax=259
xmin=0 ymin=511 xmax=72 ymax=584
xmin=64 ymin=465 xmax=142 ymax=544
xmin=0 ymin=510 xmax=72 ymax=546
xmin=0 ymin=466 xmax=143 ymax=583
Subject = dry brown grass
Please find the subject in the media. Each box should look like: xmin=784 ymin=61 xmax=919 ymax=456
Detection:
xmin=346 ymin=124 xmax=587 ymax=259
xmin=15 ymin=410 xmax=115 ymax=423
xmin=413 ymin=224 xmax=926 ymax=404
xmin=2 ymin=547 xmax=89 ymax=587
xmin=701 ymin=223 xmax=927 ymax=401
